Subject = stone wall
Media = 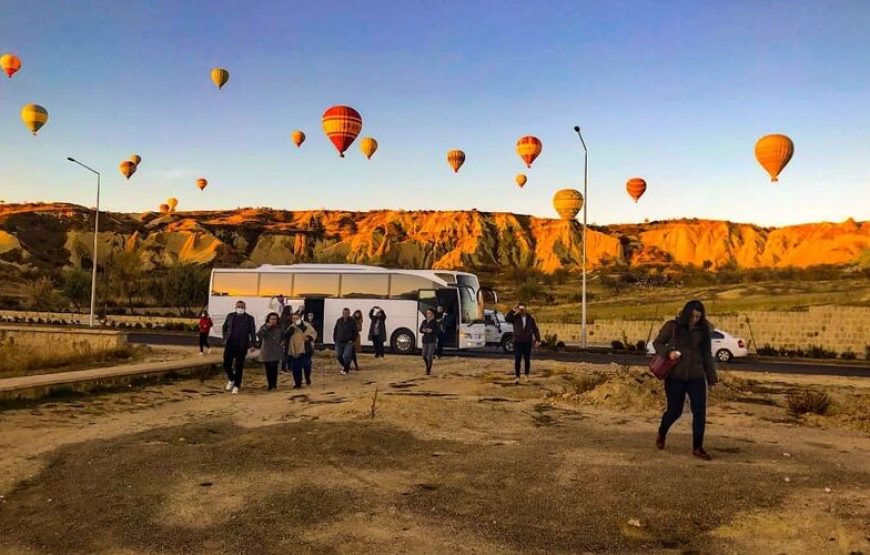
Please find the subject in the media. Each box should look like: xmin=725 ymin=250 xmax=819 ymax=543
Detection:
xmin=0 ymin=310 xmax=196 ymax=328
xmin=0 ymin=325 xmax=128 ymax=357
xmin=539 ymin=305 xmax=870 ymax=357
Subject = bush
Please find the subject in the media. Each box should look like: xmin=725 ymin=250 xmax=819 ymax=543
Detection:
xmin=757 ymin=344 xmax=778 ymax=356
xmin=542 ymin=333 xmax=559 ymax=350
xmin=787 ymin=390 xmax=831 ymax=415
xmin=611 ymin=340 xmax=625 ymax=351
xmin=806 ymin=345 xmax=837 ymax=359
xmin=840 ymin=350 xmax=857 ymax=360
xmin=635 ymin=340 xmax=646 ymax=352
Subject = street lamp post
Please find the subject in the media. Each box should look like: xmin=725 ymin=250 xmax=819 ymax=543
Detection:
xmin=573 ymin=126 xmax=588 ymax=349
xmin=67 ymin=157 xmax=101 ymax=327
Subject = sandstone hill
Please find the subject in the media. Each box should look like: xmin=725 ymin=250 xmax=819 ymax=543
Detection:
xmin=0 ymin=203 xmax=867 ymax=277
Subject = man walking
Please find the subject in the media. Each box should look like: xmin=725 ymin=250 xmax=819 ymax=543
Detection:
xmin=504 ymin=303 xmax=541 ymax=384
xmin=222 ymin=300 xmax=257 ymax=394
xmin=333 ymin=307 xmax=357 ymax=375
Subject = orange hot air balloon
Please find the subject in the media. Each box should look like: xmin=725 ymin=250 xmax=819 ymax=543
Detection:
xmin=321 ymin=105 xmax=362 ymax=157
xmin=755 ymin=134 xmax=794 ymax=182
xmin=119 ymin=160 xmax=137 ymax=180
xmin=626 ymin=177 xmax=647 ymax=203
xmin=516 ymin=136 xmax=542 ymax=168
xmin=129 ymin=154 xmax=141 ymax=166
xmin=515 ymin=174 xmax=527 ymax=188
xmin=159 ymin=203 xmax=171 ymax=215
xmin=1 ymin=53 xmax=21 ymax=78
xmin=552 ymin=189 xmax=584 ymax=221
xmin=360 ymin=137 xmax=378 ymax=159
xmin=196 ymin=178 xmax=208 ymax=191
xmin=447 ymin=150 xmax=466 ymax=173
xmin=166 ymin=197 xmax=178 ymax=211
xmin=291 ymin=130 xmax=306 ymax=148
xmin=211 ymin=67 xmax=229 ymax=90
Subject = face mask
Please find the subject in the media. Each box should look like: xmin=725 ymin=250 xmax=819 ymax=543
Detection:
xmin=235 ymin=308 xmax=245 ymax=315
xmin=294 ymin=318 xmax=302 ymax=325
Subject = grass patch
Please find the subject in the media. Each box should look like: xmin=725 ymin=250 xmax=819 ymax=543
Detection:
xmin=563 ymin=372 xmax=608 ymax=394
xmin=0 ymin=341 xmax=143 ymax=379
xmin=786 ymin=390 xmax=832 ymax=416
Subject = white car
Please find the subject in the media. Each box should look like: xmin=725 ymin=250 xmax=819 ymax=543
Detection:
xmin=484 ymin=309 xmax=515 ymax=352
xmin=646 ymin=328 xmax=749 ymax=362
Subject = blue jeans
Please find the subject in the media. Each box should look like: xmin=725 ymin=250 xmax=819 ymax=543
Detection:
xmin=335 ymin=342 xmax=353 ymax=371
xmin=659 ymin=377 xmax=708 ymax=449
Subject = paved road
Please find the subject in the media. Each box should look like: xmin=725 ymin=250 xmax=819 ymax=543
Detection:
xmin=129 ymin=332 xmax=870 ymax=378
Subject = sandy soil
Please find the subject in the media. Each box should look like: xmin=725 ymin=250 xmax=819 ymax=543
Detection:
xmin=0 ymin=351 xmax=868 ymax=554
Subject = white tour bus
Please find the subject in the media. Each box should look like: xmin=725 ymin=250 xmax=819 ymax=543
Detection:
xmin=208 ymin=264 xmax=495 ymax=354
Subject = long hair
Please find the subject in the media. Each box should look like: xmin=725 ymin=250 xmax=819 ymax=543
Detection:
xmin=676 ymin=300 xmax=710 ymax=331
xmin=265 ymin=311 xmax=280 ymax=324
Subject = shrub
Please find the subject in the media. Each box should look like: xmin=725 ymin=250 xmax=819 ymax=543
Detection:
xmin=611 ymin=340 xmax=625 ymax=351
xmin=757 ymin=344 xmax=778 ymax=356
xmin=806 ymin=345 xmax=837 ymax=359
xmin=635 ymin=340 xmax=646 ymax=352
xmin=840 ymin=350 xmax=857 ymax=360
xmin=786 ymin=390 xmax=831 ymax=416
xmin=866 ymin=345 xmax=870 ymax=361
xmin=542 ymin=333 xmax=559 ymax=350
xmin=564 ymin=372 xmax=608 ymax=394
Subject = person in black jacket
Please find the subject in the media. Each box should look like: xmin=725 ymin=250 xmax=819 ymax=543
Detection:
xmin=504 ymin=303 xmax=541 ymax=384
xmin=333 ymin=307 xmax=357 ymax=375
xmin=419 ymin=308 xmax=440 ymax=375
xmin=652 ymin=300 xmax=718 ymax=460
xmin=221 ymin=300 xmax=257 ymax=394
xmin=368 ymin=306 xmax=387 ymax=358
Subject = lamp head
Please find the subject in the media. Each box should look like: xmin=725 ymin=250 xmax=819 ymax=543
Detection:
xmin=67 ymin=157 xmax=75 ymax=162
xmin=573 ymin=126 xmax=581 ymax=133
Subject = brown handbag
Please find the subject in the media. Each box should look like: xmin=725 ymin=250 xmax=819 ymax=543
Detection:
xmin=648 ymin=323 xmax=679 ymax=380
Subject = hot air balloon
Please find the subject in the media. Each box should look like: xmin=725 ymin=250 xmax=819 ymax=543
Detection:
xmin=129 ymin=154 xmax=141 ymax=166
xmin=291 ymin=130 xmax=306 ymax=148
xmin=20 ymin=104 xmax=48 ymax=136
xmin=196 ymin=178 xmax=208 ymax=191
xmin=1 ymin=53 xmax=21 ymax=78
xmin=321 ymin=105 xmax=362 ymax=157
xmin=755 ymin=134 xmax=794 ymax=182
xmin=211 ymin=67 xmax=229 ymax=90
xmin=626 ymin=177 xmax=647 ymax=203
xmin=552 ymin=189 xmax=584 ymax=221
xmin=360 ymin=137 xmax=378 ymax=159
xmin=516 ymin=136 xmax=542 ymax=168
xmin=447 ymin=150 xmax=466 ymax=173
xmin=159 ymin=203 xmax=171 ymax=215
xmin=119 ymin=161 xmax=137 ymax=180
xmin=515 ymin=174 xmax=527 ymax=188
xmin=166 ymin=197 xmax=178 ymax=212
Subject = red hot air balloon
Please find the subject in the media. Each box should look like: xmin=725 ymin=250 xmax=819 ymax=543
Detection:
xmin=516 ymin=136 xmax=542 ymax=168
xmin=321 ymin=105 xmax=362 ymax=158
xmin=626 ymin=177 xmax=647 ymax=203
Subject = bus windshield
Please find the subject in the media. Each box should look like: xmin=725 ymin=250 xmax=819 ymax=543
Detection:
xmin=456 ymin=274 xmax=483 ymax=324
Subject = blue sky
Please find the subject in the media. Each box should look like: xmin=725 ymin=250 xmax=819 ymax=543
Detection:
xmin=0 ymin=0 xmax=868 ymax=226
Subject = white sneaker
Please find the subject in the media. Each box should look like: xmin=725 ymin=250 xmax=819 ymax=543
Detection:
xmin=206 ymin=347 xmax=212 ymax=354
xmin=231 ymin=387 xmax=239 ymax=395
xmin=523 ymin=375 xmax=529 ymax=384
xmin=199 ymin=352 xmax=205 ymax=357
xmin=340 ymin=370 xmax=348 ymax=375
xmin=225 ymin=381 xmax=233 ymax=391
xmin=515 ymin=377 xmax=520 ymax=385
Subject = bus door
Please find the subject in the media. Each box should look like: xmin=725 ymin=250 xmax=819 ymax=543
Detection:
xmin=303 ymin=298 xmax=325 ymax=345
xmin=436 ymin=288 xmax=460 ymax=349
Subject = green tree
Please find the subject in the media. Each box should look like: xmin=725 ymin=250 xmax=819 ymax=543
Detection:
xmin=154 ymin=263 xmax=209 ymax=316
xmin=61 ymin=267 xmax=91 ymax=312
xmin=108 ymin=250 xmax=146 ymax=314
xmin=24 ymin=276 xmax=61 ymax=311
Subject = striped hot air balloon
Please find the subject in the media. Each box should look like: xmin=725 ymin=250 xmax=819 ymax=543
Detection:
xmin=119 ymin=161 xmax=136 ymax=180
xmin=755 ymin=134 xmax=794 ymax=182
xmin=291 ymin=130 xmax=306 ymax=148
xmin=211 ymin=67 xmax=230 ymax=90
xmin=515 ymin=174 xmax=527 ymax=188
xmin=321 ymin=105 xmax=362 ymax=158
xmin=447 ymin=150 xmax=466 ymax=173
xmin=1 ymin=53 xmax=21 ymax=78
xmin=360 ymin=137 xmax=378 ymax=159
xmin=552 ymin=189 xmax=584 ymax=221
xmin=129 ymin=154 xmax=142 ymax=166
xmin=516 ymin=136 xmax=542 ymax=168
xmin=20 ymin=104 xmax=48 ymax=136
xmin=196 ymin=178 xmax=208 ymax=191
xmin=626 ymin=177 xmax=647 ymax=203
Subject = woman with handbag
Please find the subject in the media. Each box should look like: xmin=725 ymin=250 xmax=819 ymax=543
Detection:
xmin=652 ymin=300 xmax=718 ymax=460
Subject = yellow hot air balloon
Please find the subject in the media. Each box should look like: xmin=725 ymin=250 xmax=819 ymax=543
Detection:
xmin=129 ymin=154 xmax=142 ymax=166
xmin=626 ymin=177 xmax=647 ymax=203
xmin=516 ymin=136 xmax=543 ymax=168
xmin=166 ymin=197 xmax=178 ymax=211
xmin=159 ymin=203 xmax=171 ymax=215
xmin=755 ymin=134 xmax=794 ymax=182
xmin=211 ymin=67 xmax=229 ymax=90
xmin=119 ymin=161 xmax=137 ymax=180
xmin=196 ymin=178 xmax=208 ymax=191
xmin=515 ymin=174 xmax=527 ymax=188
xmin=1 ymin=53 xmax=21 ymax=78
xmin=447 ymin=149 xmax=466 ymax=173
xmin=360 ymin=137 xmax=378 ymax=160
xmin=291 ymin=130 xmax=306 ymax=148
xmin=552 ymin=189 xmax=584 ymax=221
xmin=20 ymin=104 xmax=48 ymax=136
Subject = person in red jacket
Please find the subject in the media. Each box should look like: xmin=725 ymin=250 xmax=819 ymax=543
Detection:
xmin=198 ymin=310 xmax=214 ymax=355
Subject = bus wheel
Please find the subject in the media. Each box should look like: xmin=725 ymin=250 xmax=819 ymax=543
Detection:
xmin=391 ymin=328 xmax=416 ymax=355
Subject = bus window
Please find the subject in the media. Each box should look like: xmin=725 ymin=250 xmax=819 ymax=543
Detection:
xmin=259 ymin=273 xmax=293 ymax=297
xmin=292 ymin=273 xmax=340 ymax=298
xmin=212 ymin=272 xmax=259 ymax=296
xmin=341 ymin=273 xmax=388 ymax=298
xmin=390 ymin=274 xmax=438 ymax=300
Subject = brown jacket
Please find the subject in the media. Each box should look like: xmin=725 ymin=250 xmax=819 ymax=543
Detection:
xmin=287 ymin=321 xmax=317 ymax=359
xmin=652 ymin=320 xmax=717 ymax=384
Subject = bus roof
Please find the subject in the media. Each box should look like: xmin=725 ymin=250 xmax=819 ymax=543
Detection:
xmin=213 ymin=263 xmax=475 ymax=277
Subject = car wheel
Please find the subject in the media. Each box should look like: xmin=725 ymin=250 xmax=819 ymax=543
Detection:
xmin=391 ymin=328 xmax=416 ymax=355
xmin=716 ymin=349 xmax=733 ymax=363
xmin=500 ymin=334 xmax=514 ymax=353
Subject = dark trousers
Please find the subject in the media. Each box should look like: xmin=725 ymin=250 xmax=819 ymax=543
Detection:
xmin=659 ymin=377 xmax=708 ymax=449
xmin=291 ymin=353 xmax=313 ymax=386
xmin=198 ymin=332 xmax=210 ymax=352
xmin=263 ymin=361 xmax=279 ymax=390
xmin=514 ymin=341 xmax=532 ymax=376
xmin=372 ymin=337 xmax=385 ymax=358
xmin=223 ymin=345 xmax=247 ymax=388
xmin=422 ymin=342 xmax=436 ymax=374
xmin=281 ymin=347 xmax=290 ymax=372
xmin=352 ymin=347 xmax=360 ymax=370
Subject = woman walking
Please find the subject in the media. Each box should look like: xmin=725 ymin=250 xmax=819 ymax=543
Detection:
xmin=198 ymin=310 xmax=213 ymax=356
xmin=419 ymin=308 xmax=440 ymax=375
xmin=368 ymin=306 xmax=387 ymax=358
xmin=351 ymin=309 xmax=364 ymax=371
xmin=256 ymin=312 xmax=284 ymax=391
xmin=287 ymin=310 xmax=318 ymax=388
xmin=653 ymin=300 xmax=718 ymax=460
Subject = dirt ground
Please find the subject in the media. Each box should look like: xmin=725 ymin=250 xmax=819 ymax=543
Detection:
xmin=0 ymin=351 xmax=868 ymax=554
